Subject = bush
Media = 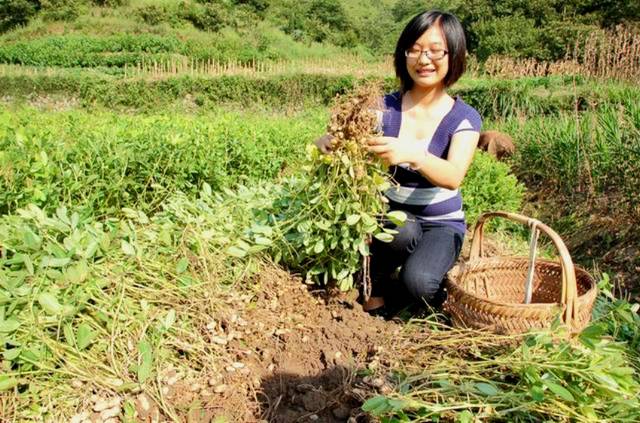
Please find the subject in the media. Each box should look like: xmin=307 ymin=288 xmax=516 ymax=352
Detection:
xmin=40 ymin=0 xmax=82 ymax=22
xmin=0 ymin=0 xmax=38 ymax=33
xmin=462 ymin=151 xmax=525 ymax=227
xmin=92 ymin=0 xmax=128 ymax=5
xmin=135 ymin=4 xmax=171 ymax=26
xmin=182 ymin=2 xmax=229 ymax=32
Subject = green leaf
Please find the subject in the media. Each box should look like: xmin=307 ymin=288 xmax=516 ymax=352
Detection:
xmin=254 ymin=236 xmax=272 ymax=246
xmin=41 ymin=256 xmax=71 ymax=268
xmin=202 ymin=182 xmax=212 ymax=197
xmin=175 ymin=258 xmax=189 ymax=274
xmin=137 ymin=338 xmax=153 ymax=384
xmin=0 ymin=376 xmax=18 ymax=391
xmin=63 ymin=324 xmax=75 ymax=347
xmin=76 ymin=323 xmax=97 ymax=350
xmin=357 ymin=239 xmax=369 ymax=256
xmin=63 ymin=261 xmax=89 ymax=284
xmin=542 ymin=379 xmax=575 ymax=402
xmin=374 ymin=232 xmax=394 ymax=243
xmin=0 ymin=319 xmax=20 ymax=333
xmin=22 ymin=228 xmax=42 ymax=251
xmin=579 ymin=324 xmax=605 ymax=348
xmin=456 ymin=410 xmax=473 ymax=423
xmin=121 ymin=240 xmax=136 ymax=256
xmin=226 ymin=246 xmax=247 ymax=258
xmin=163 ymin=309 xmax=176 ymax=330
xmin=362 ymin=396 xmax=392 ymax=415
xmin=313 ymin=239 xmax=324 ymax=254
xmin=386 ymin=210 xmax=407 ymax=226
xmin=530 ymin=385 xmax=545 ymax=402
xmin=251 ymin=224 xmax=273 ymax=236
xmin=474 ymin=382 xmax=500 ymax=396
xmin=346 ymin=214 xmax=361 ymax=225
xmin=23 ymin=255 xmax=34 ymax=276
xmin=37 ymin=292 xmax=63 ymax=315
xmin=3 ymin=347 xmax=21 ymax=361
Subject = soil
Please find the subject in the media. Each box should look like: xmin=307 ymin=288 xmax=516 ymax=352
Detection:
xmin=162 ymin=266 xmax=400 ymax=422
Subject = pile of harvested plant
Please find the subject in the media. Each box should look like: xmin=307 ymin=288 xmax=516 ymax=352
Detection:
xmin=229 ymin=83 xmax=406 ymax=290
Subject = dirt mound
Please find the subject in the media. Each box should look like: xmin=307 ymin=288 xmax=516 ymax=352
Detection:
xmin=165 ymin=265 xmax=400 ymax=422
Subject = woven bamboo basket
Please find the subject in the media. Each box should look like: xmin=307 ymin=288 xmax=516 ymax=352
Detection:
xmin=444 ymin=211 xmax=597 ymax=334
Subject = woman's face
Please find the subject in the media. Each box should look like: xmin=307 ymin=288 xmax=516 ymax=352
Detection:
xmin=406 ymin=24 xmax=449 ymax=90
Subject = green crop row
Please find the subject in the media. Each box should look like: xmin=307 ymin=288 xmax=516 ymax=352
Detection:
xmin=0 ymin=105 xmax=525 ymax=226
xmin=3 ymin=72 xmax=638 ymax=117
xmin=0 ymin=72 xmax=370 ymax=110
xmin=0 ymin=33 xmax=244 ymax=67
xmin=0 ymin=107 xmax=326 ymax=216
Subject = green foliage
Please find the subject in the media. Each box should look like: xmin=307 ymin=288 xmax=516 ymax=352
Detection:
xmin=1 ymin=0 xmax=639 ymax=60
xmin=0 ymin=188 xmax=260 ymax=417
xmin=134 ymin=3 xmax=174 ymax=26
xmin=388 ymin=0 xmax=636 ymax=61
xmin=0 ymin=107 xmax=323 ymax=216
xmin=473 ymin=15 xmax=541 ymax=61
xmin=0 ymin=0 xmax=38 ymax=33
xmin=277 ymin=0 xmax=358 ymax=46
xmin=506 ymin=95 xmax=640 ymax=218
xmin=40 ymin=0 xmax=83 ymax=22
xmin=182 ymin=1 xmax=229 ymax=32
xmin=0 ymin=72 xmax=371 ymax=109
xmin=462 ymin=151 xmax=525 ymax=227
xmin=248 ymin=144 xmax=393 ymax=290
xmin=92 ymin=0 xmax=129 ymax=6
xmin=364 ymin=324 xmax=640 ymax=420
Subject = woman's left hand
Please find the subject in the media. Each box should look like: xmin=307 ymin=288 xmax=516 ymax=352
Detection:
xmin=367 ymin=136 xmax=425 ymax=167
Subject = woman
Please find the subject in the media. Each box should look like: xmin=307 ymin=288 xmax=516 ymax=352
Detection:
xmin=317 ymin=10 xmax=481 ymax=316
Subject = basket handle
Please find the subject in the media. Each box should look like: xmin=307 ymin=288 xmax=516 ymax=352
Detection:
xmin=468 ymin=211 xmax=578 ymax=328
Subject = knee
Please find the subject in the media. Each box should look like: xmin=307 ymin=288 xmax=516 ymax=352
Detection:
xmin=384 ymin=214 xmax=421 ymax=254
xmin=401 ymin=268 xmax=443 ymax=303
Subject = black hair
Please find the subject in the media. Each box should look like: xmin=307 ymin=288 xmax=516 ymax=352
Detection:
xmin=394 ymin=10 xmax=467 ymax=92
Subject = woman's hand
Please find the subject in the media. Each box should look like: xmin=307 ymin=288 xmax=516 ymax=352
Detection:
xmin=314 ymin=134 xmax=334 ymax=154
xmin=367 ymin=136 xmax=425 ymax=167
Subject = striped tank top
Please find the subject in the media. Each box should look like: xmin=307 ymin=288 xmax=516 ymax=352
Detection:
xmin=380 ymin=92 xmax=482 ymax=234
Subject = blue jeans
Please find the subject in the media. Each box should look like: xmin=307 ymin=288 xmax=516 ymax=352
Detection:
xmin=369 ymin=212 xmax=464 ymax=306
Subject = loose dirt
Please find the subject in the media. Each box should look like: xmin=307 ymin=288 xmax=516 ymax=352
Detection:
xmin=156 ymin=265 xmax=400 ymax=422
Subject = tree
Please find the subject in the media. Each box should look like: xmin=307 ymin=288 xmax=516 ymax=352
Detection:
xmin=0 ymin=0 xmax=39 ymax=33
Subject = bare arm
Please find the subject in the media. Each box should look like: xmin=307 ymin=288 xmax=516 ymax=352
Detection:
xmin=411 ymin=131 xmax=480 ymax=189
xmin=367 ymin=130 xmax=480 ymax=190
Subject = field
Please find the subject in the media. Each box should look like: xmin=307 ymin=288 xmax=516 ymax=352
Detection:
xmin=1 ymin=1 xmax=640 ymax=422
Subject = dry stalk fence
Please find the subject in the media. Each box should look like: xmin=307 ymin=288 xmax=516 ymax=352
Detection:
xmin=484 ymin=26 xmax=640 ymax=80
xmin=122 ymin=56 xmax=393 ymax=79
xmin=0 ymin=56 xmax=393 ymax=79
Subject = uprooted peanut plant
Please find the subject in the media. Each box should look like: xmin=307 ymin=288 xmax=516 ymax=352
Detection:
xmin=230 ymin=83 xmax=406 ymax=290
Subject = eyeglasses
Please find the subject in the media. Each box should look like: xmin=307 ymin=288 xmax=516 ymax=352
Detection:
xmin=405 ymin=48 xmax=448 ymax=61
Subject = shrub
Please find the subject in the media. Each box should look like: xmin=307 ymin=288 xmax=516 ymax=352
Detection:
xmin=182 ymin=2 xmax=229 ymax=32
xmin=40 ymin=0 xmax=82 ymax=22
xmin=0 ymin=0 xmax=38 ymax=33
xmin=92 ymin=0 xmax=128 ymax=5
xmin=135 ymin=4 xmax=171 ymax=26
xmin=462 ymin=151 xmax=525 ymax=227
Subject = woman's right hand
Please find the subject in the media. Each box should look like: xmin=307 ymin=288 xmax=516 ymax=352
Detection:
xmin=314 ymin=134 xmax=334 ymax=154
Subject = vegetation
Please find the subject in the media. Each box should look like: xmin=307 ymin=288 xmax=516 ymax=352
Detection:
xmin=0 ymin=0 xmax=638 ymax=66
xmin=0 ymin=1 xmax=638 ymax=421
xmin=364 ymin=279 xmax=640 ymax=421
xmin=0 ymin=107 xmax=325 ymax=216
